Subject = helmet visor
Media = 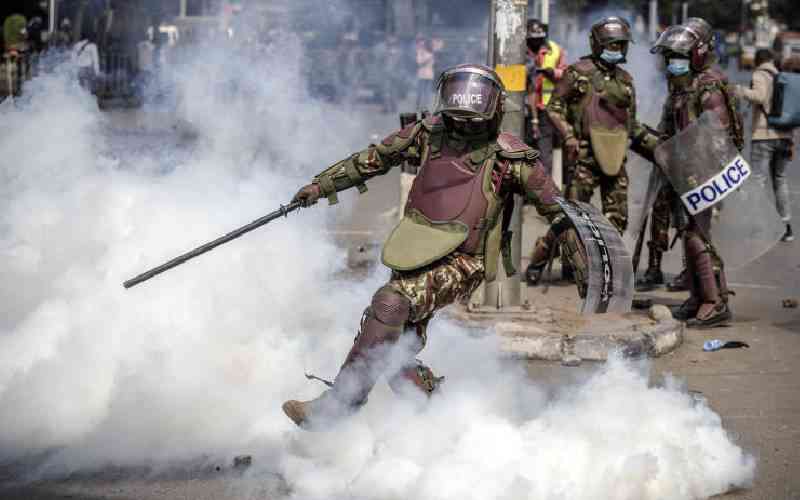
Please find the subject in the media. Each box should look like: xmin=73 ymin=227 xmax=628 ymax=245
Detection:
xmin=433 ymin=72 xmax=502 ymax=119
xmin=651 ymin=25 xmax=698 ymax=55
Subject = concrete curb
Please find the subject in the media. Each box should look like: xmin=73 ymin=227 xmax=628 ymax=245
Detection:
xmin=495 ymin=318 xmax=684 ymax=363
xmin=445 ymin=303 xmax=685 ymax=365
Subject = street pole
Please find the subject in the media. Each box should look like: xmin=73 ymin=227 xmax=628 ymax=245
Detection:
xmin=480 ymin=0 xmax=527 ymax=310
xmin=541 ymin=0 xmax=549 ymax=25
xmin=649 ymin=0 xmax=658 ymax=42
xmin=681 ymin=2 xmax=689 ymax=23
xmin=49 ymin=0 xmax=58 ymax=34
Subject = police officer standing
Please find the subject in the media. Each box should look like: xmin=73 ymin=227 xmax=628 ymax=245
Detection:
xmin=650 ymin=18 xmax=744 ymax=327
xmin=526 ymin=16 xmax=659 ymax=285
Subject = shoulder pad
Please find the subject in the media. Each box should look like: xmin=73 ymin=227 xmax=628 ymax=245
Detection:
xmin=378 ymin=120 xmax=424 ymax=153
xmin=697 ymin=68 xmax=728 ymax=87
xmin=496 ymin=132 xmax=539 ymax=160
xmin=572 ymin=58 xmax=596 ymax=75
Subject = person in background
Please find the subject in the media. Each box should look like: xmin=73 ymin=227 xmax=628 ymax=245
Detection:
xmin=524 ymin=18 xmax=567 ymax=175
xmin=72 ymin=29 xmax=101 ymax=93
xmin=3 ymin=14 xmax=28 ymax=56
xmin=415 ymin=36 xmax=434 ymax=111
xmin=735 ymin=48 xmax=794 ymax=242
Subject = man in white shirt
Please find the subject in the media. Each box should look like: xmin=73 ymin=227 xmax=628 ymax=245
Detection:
xmin=72 ymin=31 xmax=101 ymax=93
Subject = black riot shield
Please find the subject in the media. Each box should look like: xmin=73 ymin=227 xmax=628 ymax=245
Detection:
xmin=556 ymin=198 xmax=634 ymax=314
xmin=654 ymin=112 xmax=783 ymax=268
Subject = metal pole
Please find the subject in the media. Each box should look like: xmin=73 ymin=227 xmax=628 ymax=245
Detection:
xmin=649 ymin=0 xmax=658 ymax=42
xmin=49 ymin=0 xmax=58 ymax=34
xmin=681 ymin=2 xmax=689 ymax=23
xmin=482 ymin=0 xmax=527 ymax=309
xmin=541 ymin=0 xmax=549 ymax=25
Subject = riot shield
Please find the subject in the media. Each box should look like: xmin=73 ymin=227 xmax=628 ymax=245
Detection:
xmin=556 ymin=198 xmax=634 ymax=315
xmin=654 ymin=112 xmax=783 ymax=268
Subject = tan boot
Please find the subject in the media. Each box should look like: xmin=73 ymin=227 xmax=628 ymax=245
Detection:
xmin=686 ymin=301 xmax=731 ymax=329
xmin=282 ymin=390 xmax=357 ymax=430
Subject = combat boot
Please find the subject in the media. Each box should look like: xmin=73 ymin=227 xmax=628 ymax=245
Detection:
xmin=282 ymin=390 xmax=362 ymax=430
xmin=672 ymin=296 xmax=700 ymax=321
xmin=525 ymin=262 xmax=546 ymax=286
xmin=666 ymin=268 xmax=688 ymax=292
xmin=686 ymin=301 xmax=732 ymax=328
xmin=636 ymin=244 xmax=665 ymax=291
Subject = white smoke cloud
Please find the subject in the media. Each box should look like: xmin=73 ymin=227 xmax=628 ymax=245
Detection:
xmin=0 ymin=18 xmax=754 ymax=500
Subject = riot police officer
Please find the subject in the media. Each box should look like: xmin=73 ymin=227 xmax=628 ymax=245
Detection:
xmin=282 ymin=64 xmax=587 ymax=429
xmin=651 ymin=18 xmax=744 ymax=327
xmin=526 ymin=16 xmax=659 ymax=285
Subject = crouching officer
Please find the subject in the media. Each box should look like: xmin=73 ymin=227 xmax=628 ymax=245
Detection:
xmin=282 ymin=64 xmax=588 ymax=429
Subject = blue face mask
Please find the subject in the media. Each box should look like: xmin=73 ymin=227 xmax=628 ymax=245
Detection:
xmin=667 ymin=58 xmax=690 ymax=76
xmin=600 ymin=49 xmax=624 ymax=64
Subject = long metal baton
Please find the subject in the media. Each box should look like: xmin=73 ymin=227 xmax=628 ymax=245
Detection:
xmin=123 ymin=201 xmax=302 ymax=289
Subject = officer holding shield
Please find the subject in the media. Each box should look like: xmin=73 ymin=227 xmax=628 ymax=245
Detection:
xmin=651 ymin=18 xmax=745 ymax=328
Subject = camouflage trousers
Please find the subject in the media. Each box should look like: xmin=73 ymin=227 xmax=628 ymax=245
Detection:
xmin=339 ymin=252 xmax=484 ymax=401
xmin=566 ymin=158 xmax=628 ymax=233
xmin=387 ymin=252 xmax=485 ymax=337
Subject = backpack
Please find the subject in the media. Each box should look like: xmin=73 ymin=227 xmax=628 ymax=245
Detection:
xmin=767 ymin=70 xmax=800 ymax=129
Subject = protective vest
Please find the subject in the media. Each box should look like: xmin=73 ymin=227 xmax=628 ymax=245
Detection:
xmin=664 ymin=68 xmax=744 ymax=151
xmin=570 ymin=58 xmax=634 ymax=176
xmin=381 ymin=119 xmax=528 ymax=282
xmin=538 ymin=41 xmax=562 ymax=107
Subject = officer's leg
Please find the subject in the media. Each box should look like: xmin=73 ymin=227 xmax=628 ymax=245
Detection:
xmin=599 ymin=163 xmax=628 ymax=235
xmin=386 ymin=255 xmax=482 ymax=397
xmin=562 ymin=162 xmax=598 ymax=281
xmin=386 ymin=319 xmax=443 ymax=398
xmin=637 ymin=187 xmax=670 ymax=289
xmin=282 ymin=285 xmax=411 ymax=428
xmin=681 ymin=211 xmax=731 ymax=327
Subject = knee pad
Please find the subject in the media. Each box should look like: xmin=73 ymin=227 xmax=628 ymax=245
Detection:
xmin=371 ymin=287 xmax=411 ymax=327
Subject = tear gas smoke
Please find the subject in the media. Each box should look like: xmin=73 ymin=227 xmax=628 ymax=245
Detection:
xmin=0 ymin=12 xmax=753 ymax=500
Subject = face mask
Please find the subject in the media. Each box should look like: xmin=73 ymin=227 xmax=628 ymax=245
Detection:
xmin=667 ymin=58 xmax=690 ymax=76
xmin=600 ymin=49 xmax=624 ymax=64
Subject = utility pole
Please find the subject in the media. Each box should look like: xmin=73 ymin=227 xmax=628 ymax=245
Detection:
xmin=49 ymin=0 xmax=58 ymax=34
xmin=477 ymin=0 xmax=528 ymax=310
xmin=649 ymin=0 xmax=658 ymax=42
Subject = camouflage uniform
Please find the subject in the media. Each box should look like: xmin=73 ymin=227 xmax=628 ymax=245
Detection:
xmin=283 ymin=66 xmax=581 ymax=428
xmin=546 ymin=56 xmax=657 ymax=233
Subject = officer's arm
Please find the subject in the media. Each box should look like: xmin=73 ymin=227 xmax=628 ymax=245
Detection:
xmin=628 ymin=85 xmax=662 ymax=162
xmin=545 ymin=68 xmax=578 ymax=141
xmin=700 ymin=88 xmax=732 ymax=130
xmin=510 ymin=157 xmax=563 ymax=223
xmin=312 ymin=121 xmax=425 ymax=205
